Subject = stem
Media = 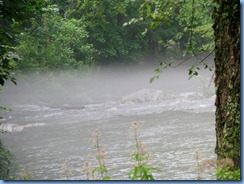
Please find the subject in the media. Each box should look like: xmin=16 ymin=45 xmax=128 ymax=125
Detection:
xmin=134 ymin=128 xmax=142 ymax=178
xmin=95 ymin=132 xmax=104 ymax=179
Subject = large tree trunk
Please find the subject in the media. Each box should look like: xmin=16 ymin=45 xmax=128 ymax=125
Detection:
xmin=213 ymin=0 xmax=240 ymax=169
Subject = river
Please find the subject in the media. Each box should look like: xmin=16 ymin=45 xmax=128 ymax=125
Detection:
xmin=0 ymin=65 xmax=217 ymax=180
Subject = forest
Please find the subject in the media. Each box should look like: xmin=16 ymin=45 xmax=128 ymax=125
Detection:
xmin=0 ymin=0 xmax=240 ymax=180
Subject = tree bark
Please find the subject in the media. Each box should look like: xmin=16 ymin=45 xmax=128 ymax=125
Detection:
xmin=213 ymin=0 xmax=240 ymax=169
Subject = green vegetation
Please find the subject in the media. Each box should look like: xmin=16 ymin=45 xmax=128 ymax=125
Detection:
xmin=0 ymin=0 xmax=215 ymax=81
xmin=9 ymin=0 xmax=214 ymax=75
xmin=195 ymin=156 xmax=240 ymax=181
xmin=0 ymin=140 xmax=15 ymax=180
xmin=0 ymin=0 xmax=46 ymax=86
xmin=91 ymin=129 xmax=110 ymax=180
xmin=216 ymin=168 xmax=240 ymax=180
xmin=129 ymin=121 xmax=157 ymax=180
xmin=15 ymin=12 xmax=95 ymax=73
xmin=82 ymin=129 xmax=110 ymax=180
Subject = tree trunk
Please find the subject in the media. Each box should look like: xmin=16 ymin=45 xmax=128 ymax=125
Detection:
xmin=213 ymin=0 xmax=240 ymax=169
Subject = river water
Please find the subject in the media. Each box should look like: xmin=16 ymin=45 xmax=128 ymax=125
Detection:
xmin=0 ymin=66 xmax=217 ymax=180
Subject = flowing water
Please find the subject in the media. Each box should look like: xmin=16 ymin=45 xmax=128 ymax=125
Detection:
xmin=0 ymin=65 xmax=217 ymax=180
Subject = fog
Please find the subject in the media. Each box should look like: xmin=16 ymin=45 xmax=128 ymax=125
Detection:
xmin=0 ymin=59 xmax=214 ymax=107
xmin=0 ymin=58 xmax=217 ymax=180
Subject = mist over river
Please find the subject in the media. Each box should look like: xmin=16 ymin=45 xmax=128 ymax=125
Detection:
xmin=0 ymin=63 xmax=217 ymax=180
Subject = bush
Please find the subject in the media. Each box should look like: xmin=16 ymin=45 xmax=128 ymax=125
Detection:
xmin=0 ymin=139 xmax=15 ymax=179
xmin=216 ymin=168 xmax=240 ymax=180
xmin=15 ymin=14 xmax=95 ymax=73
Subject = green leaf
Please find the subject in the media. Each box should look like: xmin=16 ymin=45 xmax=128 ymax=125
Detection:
xmin=0 ymin=105 xmax=12 ymax=111
xmin=150 ymin=22 xmax=158 ymax=29
xmin=154 ymin=68 xmax=161 ymax=73
xmin=102 ymin=176 xmax=111 ymax=180
xmin=188 ymin=69 xmax=193 ymax=76
xmin=123 ymin=22 xmax=128 ymax=27
xmin=150 ymin=77 xmax=155 ymax=83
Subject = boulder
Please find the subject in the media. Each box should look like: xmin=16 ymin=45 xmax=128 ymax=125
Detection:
xmin=121 ymin=89 xmax=165 ymax=104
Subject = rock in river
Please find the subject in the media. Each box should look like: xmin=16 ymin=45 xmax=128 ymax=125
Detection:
xmin=121 ymin=89 xmax=165 ymax=104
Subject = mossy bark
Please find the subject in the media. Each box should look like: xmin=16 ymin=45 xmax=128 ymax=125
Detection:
xmin=213 ymin=0 xmax=240 ymax=169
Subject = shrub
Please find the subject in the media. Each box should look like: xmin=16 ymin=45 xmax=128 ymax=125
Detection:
xmin=0 ymin=139 xmax=15 ymax=179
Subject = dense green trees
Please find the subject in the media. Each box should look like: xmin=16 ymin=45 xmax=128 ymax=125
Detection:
xmin=137 ymin=0 xmax=214 ymax=73
xmin=13 ymin=0 xmax=214 ymax=73
xmin=0 ymin=0 xmax=46 ymax=85
xmin=15 ymin=0 xmax=154 ymax=68
xmin=16 ymin=13 xmax=95 ymax=73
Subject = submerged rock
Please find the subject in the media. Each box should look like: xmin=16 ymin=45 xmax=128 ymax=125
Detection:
xmin=60 ymin=104 xmax=85 ymax=110
xmin=178 ymin=92 xmax=204 ymax=102
xmin=0 ymin=122 xmax=45 ymax=133
xmin=49 ymin=104 xmax=85 ymax=110
xmin=107 ymin=107 xmax=117 ymax=111
xmin=0 ymin=123 xmax=24 ymax=132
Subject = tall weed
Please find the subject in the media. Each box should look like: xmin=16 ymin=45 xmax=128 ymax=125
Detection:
xmin=128 ymin=121 xmax=157 ymax=180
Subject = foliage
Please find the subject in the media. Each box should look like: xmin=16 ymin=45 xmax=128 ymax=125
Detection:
xmin=65 ymin=0 xmax=151 ymax=64
xmin=130 ymin=0 xmax=215 ymax=81
xmin=10 ymin=0 xmax=216 ymax=71
xmin=90 ymin=129 xmax=110 ymax=180
xmin=139 ymin=0 xmax=214 ymax=56
xmin=216 ymin=168 xmax=240 ymax=180
xmin=199 ymin=156 xmax=240 ymax=180
xmin=0 ymin=140 xmax=15 ymax=180
xmin=0 ymin=105 xmax=11 ymax=112
xmin=0 ymin=0 xmax=47 ymax=86
xmin=128 ymin=122 xmax=157 ymax=180
xmin=15 ymin=11 xmax=95 ymax=73
xmin=0 ymin=52 xmax=17 ymax=86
